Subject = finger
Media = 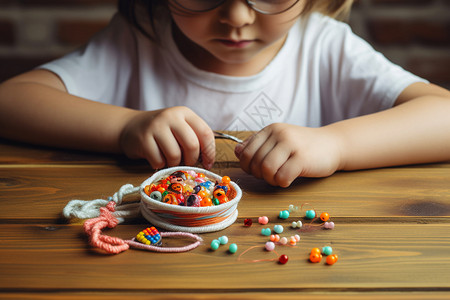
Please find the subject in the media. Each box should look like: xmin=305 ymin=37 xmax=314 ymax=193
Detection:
xmin=259 ymin=144 xmax=292 ymax=186
xmin=274 ymin=154 xmax=303 ymax=187
xmin=154 ymin=128 xmax=182 ymax=167
xmin=171 ymin=123 xmax=201 ymax=166
xmin=248 ymin=137 xmax=277 ymax=179
xmin=142 ymin=135 xmax=166 ymax=169
xmin=238 ymin=131 xmax=269 ymax=174
xmin=185 ymin=117 xmax=215 ymax=169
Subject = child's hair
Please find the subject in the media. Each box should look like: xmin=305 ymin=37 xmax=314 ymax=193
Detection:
xmin=118 ymin=0 xmax=354 ymax=40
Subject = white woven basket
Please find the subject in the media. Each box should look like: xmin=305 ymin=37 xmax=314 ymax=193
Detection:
xmin=140 ymin=166 xmax=242 ymax=233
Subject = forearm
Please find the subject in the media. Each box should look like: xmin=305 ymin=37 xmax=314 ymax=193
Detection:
xmin=0 ymin=81 xmax=139 ymax=153
xmin=330 ymin=96 xmax=450 ymax=171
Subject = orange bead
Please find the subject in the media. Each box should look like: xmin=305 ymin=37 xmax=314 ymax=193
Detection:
xmin=144 ymin=185 xmax=152 ymax=196
xmin=309 ymin=252 xmax=322 ymax=263
xmin=197 ymin=190 xmax=208 ymax=199
xmin=320 ymin=212 xmax=330 ymax=222
xmin=221 ymin=176 xmax=231 ymax=185
xmin=326 ymin=254 xmax=338 ymax=265
xmin=311 ymin=247 xmax=321 ymax=255
xmin=200 ymin=197 xmax=213 ymax=207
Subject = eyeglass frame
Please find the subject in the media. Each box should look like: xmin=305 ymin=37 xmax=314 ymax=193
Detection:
xmin=170 ymin=0 xmax=301 ymax=15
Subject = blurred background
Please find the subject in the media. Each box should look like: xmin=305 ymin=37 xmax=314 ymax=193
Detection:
xmin=0 ymin=0 xmax=449 ymax=89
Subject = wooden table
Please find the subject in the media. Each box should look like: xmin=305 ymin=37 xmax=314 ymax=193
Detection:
xmin=1 ymin=134 xmax=450 ymax=299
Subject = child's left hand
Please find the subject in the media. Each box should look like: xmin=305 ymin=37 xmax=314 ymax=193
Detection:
xmin=234 ymin=123 xmax=342 ymax=187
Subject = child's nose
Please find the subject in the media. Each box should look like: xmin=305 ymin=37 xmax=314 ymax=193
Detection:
xmin=218 ymin=0 xmax=256 ymax=28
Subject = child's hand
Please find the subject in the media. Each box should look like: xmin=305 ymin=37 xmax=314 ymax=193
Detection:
xmin=234 ymin=123 xmax=342 ymax=187
xmin=119 ymin=106 xmax=215 ymax=169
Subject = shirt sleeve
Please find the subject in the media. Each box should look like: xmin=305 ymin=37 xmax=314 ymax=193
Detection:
xmin=37 ymin=14 xmax=139 ymax=108
xmin=315 ymin=15 xmax=428 ymax=125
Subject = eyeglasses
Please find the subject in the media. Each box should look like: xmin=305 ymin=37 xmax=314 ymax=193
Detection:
xmin=171 ymin=0 xmax=300 ymax=15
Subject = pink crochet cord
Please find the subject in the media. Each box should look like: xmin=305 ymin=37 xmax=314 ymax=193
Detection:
xmin=83 ymin=201 xmax=203 ymax=254
xmin=83 ymin=201 xmax=129 ymax=254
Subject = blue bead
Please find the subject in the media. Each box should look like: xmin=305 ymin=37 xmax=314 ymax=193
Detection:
xmin=279 ymin=210 xmax=290 ymax=219
xmin=273 ymin=225 xmax=284 ymax=234
xmin=322 ymin=246 xmax=333 ymax=256
xmin=211 ymin=240 xmax=220 ymax=250
xmin=229 ymin=243 xmax=238 ymax=254
xmin=305 ymin=209 xmax=316 ymax=219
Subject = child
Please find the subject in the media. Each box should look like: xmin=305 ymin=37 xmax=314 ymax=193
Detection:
xmin=0 ymin=0 xmax=449 ymax=187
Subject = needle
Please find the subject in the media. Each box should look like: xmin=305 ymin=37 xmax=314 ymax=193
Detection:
xmin=213 ymin=131 xmax=243 ymax=143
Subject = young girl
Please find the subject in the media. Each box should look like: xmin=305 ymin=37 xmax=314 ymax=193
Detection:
xmin=0 ymin=0 xmax=449 ymax=187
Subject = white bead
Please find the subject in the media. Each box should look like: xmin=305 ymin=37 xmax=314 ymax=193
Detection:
xmin=280 ymin=237 xmax=288 ymax=245
xmin=291 ymin=221 xmax=298 ymax=228
xmin=296 ymin=221 xmax=303 ymax=228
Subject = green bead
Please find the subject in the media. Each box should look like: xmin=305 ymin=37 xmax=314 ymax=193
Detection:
xmin=229 ymin=243 xmax=238 ymax=254
xmin=212 ymin=198 xmax=220 ymax=205
xmin=322 ymin=246 xmax=333 ymax=256
xmin=210 ymin=240 xmax=220 ymax=250
xmin=305 ymin=209 xmax=316 ymax=219
xmin=279 ymin=210 xmax=290 ymax=219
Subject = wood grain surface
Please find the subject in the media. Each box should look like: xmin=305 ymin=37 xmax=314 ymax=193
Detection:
xmin=1 ymin=136 xmax=450 ymax=299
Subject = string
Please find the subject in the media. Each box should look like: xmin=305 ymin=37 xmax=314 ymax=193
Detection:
xmin=237 ymin=245 xmax=280 ymax=263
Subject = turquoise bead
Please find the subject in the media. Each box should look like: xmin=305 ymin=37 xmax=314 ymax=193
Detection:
xmin=210 ymin=240 xmax=220 ymax=250
xmin=261 ymin=228 xmax=271 ymax=236
xmin=279 ymin=210 xmax=290 ymax=219
xmin=322 ymin=246 xmax=333 ymax=256
xmin=305 ymin=209 xmax=316 ymax=219
xmin=273 ymin=225 xmax=284 ymax=234
xmin=218 ymin=236 xmax=228 ymax=245
xmin=229 ymin=243 xmax=238 ymax=254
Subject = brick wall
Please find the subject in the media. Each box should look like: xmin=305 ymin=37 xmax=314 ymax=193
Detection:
xmin=1 ymin=0 xmax=449 ymax=89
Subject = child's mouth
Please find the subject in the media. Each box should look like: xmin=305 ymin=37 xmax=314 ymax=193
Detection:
xmin=218 ymin=39 xmax=253 ymax=48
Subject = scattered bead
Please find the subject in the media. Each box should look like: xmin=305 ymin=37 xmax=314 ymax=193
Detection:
xmin=265 ymin=241 xmax=275 ymax=251
xmin=305 ymin=209 xmax=316 ymax=219
xmin=309 ymin=252 xmax=322 ymax=263
xmin=289 ymin=236 xmax=297 ymax=245
xmin=326 ymin=254 xmax=338 ymax=265
xmin=244 ymin=218 xmax=253 ymax=227
xmin=322 ymin=246 xmax=333 ymax=256
xmin=311 ymin=247 xmax=321 ymax=255
xmin=261 ymin=228 xmax=271 ymax=236
xmin=210 ymin=240 xmax=220 ymax=250
xmin=291 ymin=220 xmax=303 ymax=228
xmin=218 ymin=236 xmax=229 ymax=245
xmin=279 ymin=254 xmax=289 ymax=264
xmin=320 ymin=212 xmax=330 ymax=222
xmin=294 ymin=234 xmax=300 ymax=242
xmin=270 ymin=234 xmax=280 ymax=242
xmin=273 ymin=225 xmax=284 ymax=234
xmin=258 ymin=216 xmax=269 ymax=225
xmin=324 ymin=221 xmax=335 ymax=230
xmin=288 ymin=204 xmax=298 ymax=212
xmin=279 ymin=237 xmax=288 ymax=245
xmin=279 ymin=210 xmax=290 ymax=219
xmin=229 ymin=243 xmax=238 ymax=254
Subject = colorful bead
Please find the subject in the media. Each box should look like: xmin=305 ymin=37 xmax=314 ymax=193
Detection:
xmin=136 ymin=227 xmax=162 ymax=246
xmin=186 ymin=194 xmax=201 ymax=207
xmin=311 ymin=247 xmax=321 ymax=254
xmin=270 ymin=234 xmax=280 ymax=242
xmin=289 ymin=236 xmax=297 ymax=245
xmin=149 ymin=191 xmax=162 ymax=202
xmin=305 ymin=209 xmax=316 ymax=219
xmin=210 ymin=239 xmax=220 ymax=250
xmin=279 ymin=210 xmax=290 ymax=219
xmin=265 ymin=241 xmax=275 ymax=251
xmin=218 ymin=236 xmax=229 ymax=245
xmin=273 ymin=225 xmax=284 ymax=234
xmin=261 ymin=228 xmax=271 ymax=236
xmin=322 ymin=246 xmax=333 ymax=256
xmin=320 ymin=212 xmax=330 ymax=222
xmin=258 ymin=216 xmax=269 ymax=225
xmin=229 ymin=243 xmax=238 ymax=254
xmin=309 ymin=252 xmax=322 ymax=263
xmin=213 ymin=188 xmax=228 ymax=204
xmin=279 ymin=237 xmax=288 ymax=245
xmin=291 ymin=220 xmax=302 ymax=228
xmin=326 ymin=254 xmax=338 ymax=265
xmin=294 ymin=234 xmax=300 ymax=242
xmin=324 ymin=221 xmax=335 ymax=229
xmin=244 ymin=218 xmax=253 ymax=227
xmin=279 ymin=254 xmax=289 ymax=264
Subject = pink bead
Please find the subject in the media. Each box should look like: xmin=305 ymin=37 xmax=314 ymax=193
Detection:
xmin=258 ymin=216 xmax=269 ymax=225
xmin=294 ymin=234 xmax=300 ymax=242
xmin=279 ymin=237 xmax=288 ymax=245
xmin=324 ymin=221 xmax=335 ymax=229
xmin=289 ymin=236 xmax=296 ymax=245
xmin=265 ymin=241 xmax=275 ymax=251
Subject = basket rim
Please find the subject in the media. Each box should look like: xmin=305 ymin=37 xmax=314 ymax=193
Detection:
xmin=140 ymin=166 xmax=242 ymax=213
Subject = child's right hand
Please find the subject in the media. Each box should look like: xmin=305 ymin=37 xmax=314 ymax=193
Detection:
xmin=119 ymin=106 xmax=215 ymax=169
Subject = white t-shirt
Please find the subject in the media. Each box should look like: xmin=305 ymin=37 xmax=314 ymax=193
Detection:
xmin=39 ymin=12 xmax=426 ymax=131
